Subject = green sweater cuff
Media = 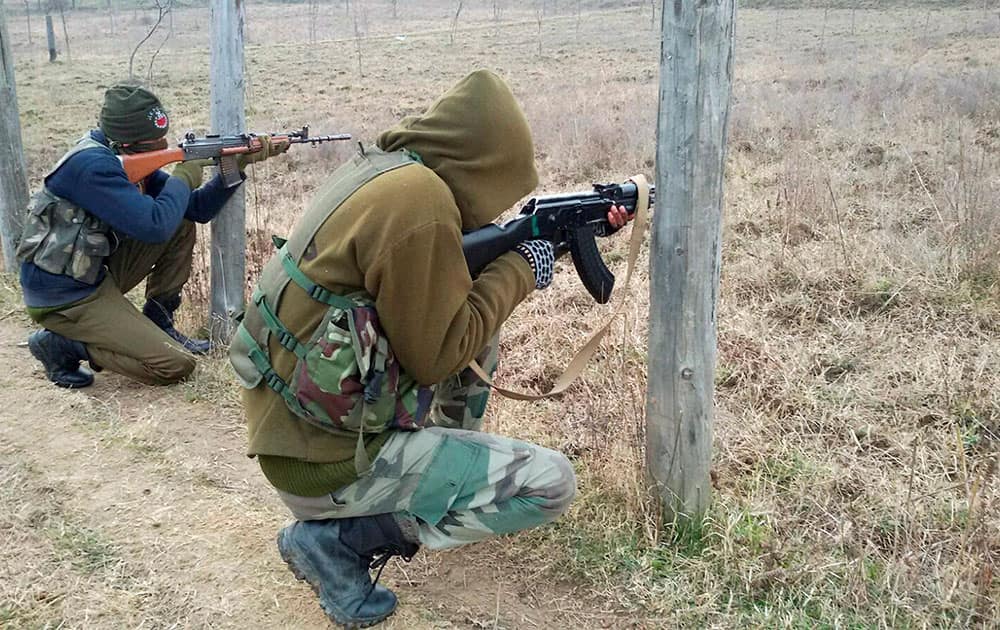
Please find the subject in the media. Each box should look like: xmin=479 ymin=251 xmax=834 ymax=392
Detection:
xmin=258 ymin=430 xmax=394 ymax=497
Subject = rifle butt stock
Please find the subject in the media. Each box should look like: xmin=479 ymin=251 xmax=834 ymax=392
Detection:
xmin=119 ymin=147 xmax=185 ymax=184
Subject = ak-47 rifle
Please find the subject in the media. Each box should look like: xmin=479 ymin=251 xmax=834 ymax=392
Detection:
xmin=119 ymin=126 xmax=352 ymax=187
xmin=462 ymin=180 xmax=656 ymax=304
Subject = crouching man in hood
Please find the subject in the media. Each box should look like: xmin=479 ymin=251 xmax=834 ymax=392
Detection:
xmin=230 ymin=70 xmax=631 ymax=627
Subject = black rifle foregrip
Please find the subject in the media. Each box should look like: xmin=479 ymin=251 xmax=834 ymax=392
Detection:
xmin=568 ymin=225 xmax=614 ymax=304
xmin=462 ymin=216 xmax=537 ymax=277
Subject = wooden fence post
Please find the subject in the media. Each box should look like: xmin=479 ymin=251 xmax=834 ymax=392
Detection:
xmin=44 ymin=11 xmax=55 ymax=60
xmin=0 ymin=0 xmax=30 ymax=272
xmin=22 ymin=0 xmax=31 ymax=45
xmin=646 ymin=0 xmax=735 ymax=525
xmin=208 ymin=0 xmax=245 ymax=341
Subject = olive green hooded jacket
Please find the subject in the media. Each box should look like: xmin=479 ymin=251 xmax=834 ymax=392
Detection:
xmin=246 ymin=70 xmax=539 ymax=496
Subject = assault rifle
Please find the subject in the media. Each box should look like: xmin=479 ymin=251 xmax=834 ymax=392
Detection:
xmin=119 ymin=126 xmax=352 ymax=187
xmin=462 ymin=180 xmax=655 ymax=304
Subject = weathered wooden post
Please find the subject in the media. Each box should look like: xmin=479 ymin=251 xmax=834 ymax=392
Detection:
xmin=0 ymin=0 xmax=30 ymax=272
xmin=646 ymin=0 xmax=735 ymax=525
xmin=44 ymin=11 xmax=55 ymax=60
xmin=22 ymin=0 xmax=32 ymax=45
xmin=209 ymin=0 xmax=245 ymax=341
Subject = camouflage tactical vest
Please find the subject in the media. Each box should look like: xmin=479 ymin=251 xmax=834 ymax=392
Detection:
xmin=16 ymin=136 xmax=116 ymax=285
xmin=230 ymin=147 xmax=433 ymax=474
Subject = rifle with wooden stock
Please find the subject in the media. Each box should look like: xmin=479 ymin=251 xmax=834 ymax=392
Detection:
xmin=119 ymin=126 xmax=352 ymax=187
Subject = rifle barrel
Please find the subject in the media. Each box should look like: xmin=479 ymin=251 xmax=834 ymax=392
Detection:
xmin=288 ymin=133 xmax=352 ymax=145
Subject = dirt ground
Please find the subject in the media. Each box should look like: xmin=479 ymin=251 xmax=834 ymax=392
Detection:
xmin=0 ymin=310 xmax=651 ymax=629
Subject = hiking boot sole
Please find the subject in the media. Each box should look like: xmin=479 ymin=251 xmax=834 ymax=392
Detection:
xmin=276 ymin=528 xmax=396 ymax=629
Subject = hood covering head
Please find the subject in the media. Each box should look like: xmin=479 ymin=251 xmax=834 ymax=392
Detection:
xmin=377 ymin=70 xmax=538 ymax=230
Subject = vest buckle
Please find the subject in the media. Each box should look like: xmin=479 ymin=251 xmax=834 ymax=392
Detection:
xmin=277 ymin=330 xmax=299 ymax=352
xmin=308 ymin=285 xmax=331 ymax=303
xmin=265 ymin=371 xmax=286 ymax=394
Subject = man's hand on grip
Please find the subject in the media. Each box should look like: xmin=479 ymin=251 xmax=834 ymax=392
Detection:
xmin=608 ymin=204 xmax=631 ymax=229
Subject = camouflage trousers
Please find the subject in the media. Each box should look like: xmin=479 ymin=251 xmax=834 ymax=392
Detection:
xmin=276 ymin=336 xmax=578 ymax=550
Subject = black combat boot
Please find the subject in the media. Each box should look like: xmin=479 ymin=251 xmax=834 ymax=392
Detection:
xmin=142 ymin=294 xmax=211 ymax=355
xmin=277 ymin=514 xmax=419 ymax=629
xmin=27 ymin=329 xmax=95 ymax=388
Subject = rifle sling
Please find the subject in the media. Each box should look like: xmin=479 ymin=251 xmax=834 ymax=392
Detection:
xmin=470 ymin=174 xmax=651 ymax=401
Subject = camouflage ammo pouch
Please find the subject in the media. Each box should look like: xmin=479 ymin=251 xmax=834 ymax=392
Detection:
xmin=16 ymin=136 xmax=116 ymax=285
xmin=230 ymin=146 xmax=430 ymax=473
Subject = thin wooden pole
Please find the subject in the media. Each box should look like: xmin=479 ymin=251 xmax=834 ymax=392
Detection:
xmin=209 ymin=0 xmax=245 ymax=341
xmin=22 ymin=0 xmax=31 ymax=45
xmin=58 ymin=2 xmax=69 ymax=61
xmin=0 ymin=0 xmax=30 ymax=272
xmin=44 ymin=11 xmax=55 ymax=60
xmin=647 ymin=0 xmax=735 ymax=525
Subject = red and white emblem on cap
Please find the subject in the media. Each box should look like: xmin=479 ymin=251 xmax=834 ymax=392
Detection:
xmin=147 ymin=107 xmax=169 ymax=129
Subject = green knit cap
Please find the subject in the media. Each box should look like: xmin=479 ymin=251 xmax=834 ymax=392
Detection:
xmin=99 ymin=84 xmax=170 ymax=144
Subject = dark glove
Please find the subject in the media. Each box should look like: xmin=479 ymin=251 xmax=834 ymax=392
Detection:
xmin=237 ymin=134 xmax=291 ymax=171
xmin=513 ymin=239 xmax=555 ymax=290
xmin=170 ymin=158 xmax=214 ymax=190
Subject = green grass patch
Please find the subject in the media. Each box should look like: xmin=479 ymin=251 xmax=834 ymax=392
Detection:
xmin=48 ymin=522 xmax=120 ymax=574
xmin=729 ymin=509 xmax=773 ymax=555
xmin=512 ymin=459 xmax=957 ymax=626
xmin=950 ymin=398 xmax=997 ymax=454
xmin=959 ymin=265 xmax=999 ymax=303
xmin=0 ymin=606 xmax=19 ymax=624
xmin=761 ymin=455 xmax=811 ymax=486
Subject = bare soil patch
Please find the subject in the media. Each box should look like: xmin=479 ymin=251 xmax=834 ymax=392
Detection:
xmin=0 ymin=313 xmax=649 ymax=628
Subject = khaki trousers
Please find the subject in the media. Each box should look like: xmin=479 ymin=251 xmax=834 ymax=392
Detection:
xmin=37 ymin=221 xmax=199 ymax=385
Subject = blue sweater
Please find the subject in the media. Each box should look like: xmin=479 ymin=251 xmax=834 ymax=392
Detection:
xmin=20 ymin=130 xmax=241 ymax=308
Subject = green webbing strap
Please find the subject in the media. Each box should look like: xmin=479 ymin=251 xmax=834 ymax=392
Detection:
xmin=236 ymin=324 xmax=308 ymax=418
xmin=252 ymin=287 xmax=308 ymax=360
xmin=276 ymin=241 xmax=357 ymax=310
xmin=403 ymin=148 xmax=423 ymax=165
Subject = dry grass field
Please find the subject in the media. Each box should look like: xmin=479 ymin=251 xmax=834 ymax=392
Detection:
xmin=1 ymin=0 xmax=999 ymax=628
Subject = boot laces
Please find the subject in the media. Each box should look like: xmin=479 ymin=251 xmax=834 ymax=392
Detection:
xmin=360 ymin=543 xmax=416 ymax=607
